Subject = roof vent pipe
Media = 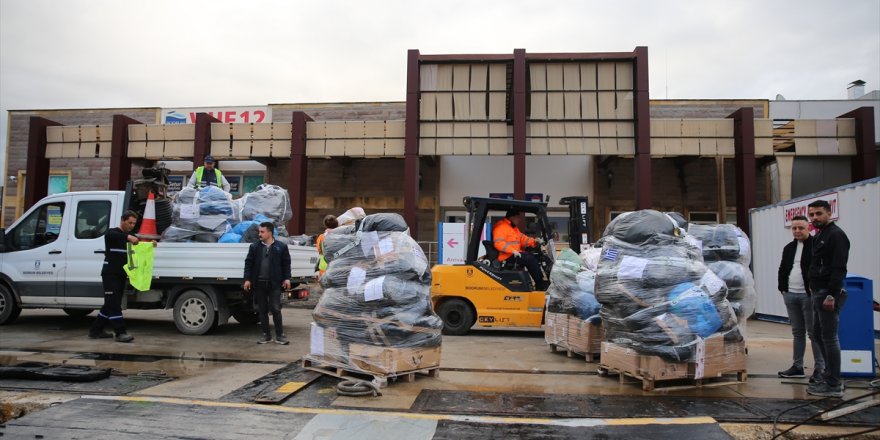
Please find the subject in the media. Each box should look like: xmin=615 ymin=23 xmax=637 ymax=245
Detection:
xmin=847 ymin=80 xmax=866 ymax=100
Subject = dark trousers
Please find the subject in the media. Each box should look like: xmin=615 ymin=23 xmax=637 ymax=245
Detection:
xmin=811 ymin=286 xmax=848 ymax=387
xmin=514 ymin=252 xmax=545 ymax=290
xmin=90 ymin=274 xmax=127 ymax=335
xmin=255 ymin=280 xmax=283 ymax=337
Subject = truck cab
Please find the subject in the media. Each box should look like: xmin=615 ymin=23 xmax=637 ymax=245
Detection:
xmin=0 ymin=191 xmax=127 ymax=318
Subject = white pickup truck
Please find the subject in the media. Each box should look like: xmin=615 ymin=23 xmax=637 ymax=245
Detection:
xmin=0 ymin=190 xmax=318 ymax=335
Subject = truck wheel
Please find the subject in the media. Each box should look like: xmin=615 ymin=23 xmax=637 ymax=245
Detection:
xmin=437 ymin=299 xmax=474 ymax=336
xmin=0 ymin=285 xmax=22 ymax=325
xmin=63 ymin=308 xmax=94 ymax=318
xmin=231 ymin=307 xmax=259 ymax=325
xmin=173 ymin=290 xmax=217 ymax=335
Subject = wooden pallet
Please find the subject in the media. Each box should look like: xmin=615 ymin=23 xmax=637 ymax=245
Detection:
xmin=548 ymin=343 xmax=601 ymax=363
xmin=597 ymin=364 xmax=747 ymax=392
xmin=302 ymin=356 xmax=440 ymax=388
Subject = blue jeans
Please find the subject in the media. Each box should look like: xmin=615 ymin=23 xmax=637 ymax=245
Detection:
xmin=782 ymin=291 xmax=825 ymax=370
xmin=811 ymin=287 xmax=848 ymax=387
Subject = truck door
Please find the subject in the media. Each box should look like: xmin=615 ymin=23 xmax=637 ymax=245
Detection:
xmin=63 ymin=196 xmax=114 ymax=308
xmin=1 ymin=198 xmax=69 ymax=306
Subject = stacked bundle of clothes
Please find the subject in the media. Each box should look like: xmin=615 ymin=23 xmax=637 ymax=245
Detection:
xmin=595 ymin=210 xmax=747 ymax=362
xmin=162 ymin=184 xmax=295 ymax=244
xmin=310 ymin=213 xmax=443 ymax=371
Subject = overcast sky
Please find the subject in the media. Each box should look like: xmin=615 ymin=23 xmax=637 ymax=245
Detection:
xmin=1 ymin=0 xmax=879 ymax=181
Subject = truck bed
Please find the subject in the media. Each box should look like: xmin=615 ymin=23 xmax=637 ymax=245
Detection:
xmin=152 ymin=242 xmax=318 ymax=281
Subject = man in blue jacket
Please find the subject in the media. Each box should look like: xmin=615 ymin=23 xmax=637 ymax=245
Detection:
xmin=243 ymin=222 xmax=292 ymax=345
xmin=805 ymin=200 xmax=850 ymax=398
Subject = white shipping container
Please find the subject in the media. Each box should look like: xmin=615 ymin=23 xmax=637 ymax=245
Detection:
xmin=750 ymin=177 xmax=880 ymax=332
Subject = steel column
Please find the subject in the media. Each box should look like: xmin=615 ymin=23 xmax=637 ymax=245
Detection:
xmin=24 ymin=117 xmax=62 ymax=210
xmin=513 ymin=48 xmax=527 ymax=200
xmin=633 ymin=46 xmax=652 ymax=210
xmin=729 ymin=107 xmax=756 ymax=237
xmin=404 ymin=49 xmax=421 ymax=238
xmin=109 ymin=115 xmax=142 ymax=190
xmin=840 ymin=106 xmax=877 ymax=182
xmin=193 ymin=113 xmax=220 ymax=167
xmin=289 ymin=112 xmax=312 ymax=235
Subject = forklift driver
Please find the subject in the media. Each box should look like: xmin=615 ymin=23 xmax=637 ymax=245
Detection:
xmin=492 ymin=209 xmax=548 ymax=290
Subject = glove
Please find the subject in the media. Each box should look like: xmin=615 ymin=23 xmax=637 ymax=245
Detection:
xmin=535 ymin=238 xmax=545 ymax=246
xmin=512 ymin=250 xmax=522 ymax=258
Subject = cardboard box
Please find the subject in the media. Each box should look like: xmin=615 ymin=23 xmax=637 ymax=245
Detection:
xmin=544 ymin=312 xmax=569 ymax=345
xmin=309 ymin=324 xmax=346 ymax=364
xmin=697 ymin=338 xmax=747 ymax=379
xmin=567 ymin=318 xmax=604 ymax=355
xmin=349 ymin=344 xmax=441 ymax=375
xmin=638 ymin=352 xmax=690 ymax=381
xmin=600 ymin=341 xmax=640 ymax=373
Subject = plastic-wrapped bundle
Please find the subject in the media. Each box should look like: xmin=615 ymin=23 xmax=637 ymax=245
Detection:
xmin=337 ymin=207 xmax=366 ymax=226
xmin=309 ymin=212 xmax=442 ymax=375
xmin=689 ymin=224 xmax=756 ymax=335
xmin=358 ymin=213 xmax=408 ymax=233
xmin=687 ymin=223 xmax=751 ymax=266
xmin=573 ymin=271 xmax=601 ymax=320
xmin=596 ymin=231 xmax=739 ymax=362
xmin=602 ymin=210 xmax=682 ymax=245
xmin=160 ymin=225 xmax=223 ymax=243
xmin=546 ymin=248 xmax=600 ymax=320
xmin=163 ymin=186 xmax=235 ymax=242
xmin=235 ymin=184 xmax=292 ymax=231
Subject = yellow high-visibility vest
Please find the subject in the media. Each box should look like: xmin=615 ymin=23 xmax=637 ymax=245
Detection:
xmin=194 ymin=167 xmax=223 ymax=188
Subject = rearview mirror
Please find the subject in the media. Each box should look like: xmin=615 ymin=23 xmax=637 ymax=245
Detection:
xmin=0 ymin=228 xmax=6 ymax=252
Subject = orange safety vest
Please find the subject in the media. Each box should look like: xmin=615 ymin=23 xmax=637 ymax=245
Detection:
xmin=491 ymin=218 xmax=536 ymax=261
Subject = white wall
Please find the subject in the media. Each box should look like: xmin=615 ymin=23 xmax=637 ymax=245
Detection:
xmin=750 ymin=178 xmax=880 ymax=332
xmin=439 ymin=155 xmax=594 ymax=208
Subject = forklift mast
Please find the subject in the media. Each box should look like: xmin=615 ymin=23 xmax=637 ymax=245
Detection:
xmin=559 ymin=196 xmax=591 ymax=252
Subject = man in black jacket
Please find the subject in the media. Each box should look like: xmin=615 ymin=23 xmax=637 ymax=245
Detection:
xmin=89 ymin=210 xmax=139 ymax=343
xmin=777 ymin=215 xmax=825 ymax=381
xmin=805 ymin=200 xmax=850 ymax=398
xmin=243 ymin=222 xmax=292 ymax=345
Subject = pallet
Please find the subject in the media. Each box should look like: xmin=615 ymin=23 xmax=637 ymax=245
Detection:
xmin=597 ymin=364 xmax=747 ymax=392
xmin=302 ymin=356 xmax=440 ymax=388
xmin=549 ymin=343 xmax=601 ymax=363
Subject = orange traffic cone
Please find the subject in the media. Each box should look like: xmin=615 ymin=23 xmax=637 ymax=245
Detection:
xmin=137 ymin=191 xmax=161 ymax=241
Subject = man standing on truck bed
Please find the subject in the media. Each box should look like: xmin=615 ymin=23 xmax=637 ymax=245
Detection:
xmin=243 ymin=222 xmax=292 ymax=345
xmin=188 ymin=155 xmax=231 ymax=192
xmin=88 ymin=210 xmax=139 ymax=343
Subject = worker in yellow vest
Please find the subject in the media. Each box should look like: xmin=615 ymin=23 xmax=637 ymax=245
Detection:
xmin=188 ymin=155 xmax=230 ymax=192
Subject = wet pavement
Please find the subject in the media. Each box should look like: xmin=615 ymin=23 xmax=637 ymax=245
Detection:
xmin=1 ymin=307 xmax=878 ymax=439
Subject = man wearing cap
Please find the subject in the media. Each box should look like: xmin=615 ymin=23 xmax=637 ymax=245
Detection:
xmin=492 ymin=209 xmax=547 ymax=290
xmin=188 ymin=155 xmax=231 ymax=192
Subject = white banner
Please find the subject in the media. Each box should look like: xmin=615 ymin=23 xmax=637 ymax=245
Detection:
xmin=782 ymin=191 xmax=839 ymax=227
xmin=161 ymin=106 xmax=272 ymax=124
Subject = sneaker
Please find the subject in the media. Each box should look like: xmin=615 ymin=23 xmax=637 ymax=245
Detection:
xmin=807 ymin=381 xmax=844 ymax=398
xmin=257 ymin=334 xmax=272 ymax=344
xmin=275 ymin=335 xmax=289 ymax=345
xmin=778 ymin=365 xmax=806 ymax=378
xmin=114 ymin=333 xmax=134 ymax=343
xmin=809 ymin=369 xmax=825 ymax=384
xmin=88 ymin=331 xmax=113 ymax=339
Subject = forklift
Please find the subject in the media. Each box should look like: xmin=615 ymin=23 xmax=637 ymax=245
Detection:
xmin=430 ymin=196 xmax=590 ymax=335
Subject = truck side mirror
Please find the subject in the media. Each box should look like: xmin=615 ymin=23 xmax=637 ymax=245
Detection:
xmin=0 ymin=228 xmax=6 ymax=252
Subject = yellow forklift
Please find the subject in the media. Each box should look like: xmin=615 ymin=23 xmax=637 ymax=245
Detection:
xmin=430 ymin=196 xmax=590 ymax=335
